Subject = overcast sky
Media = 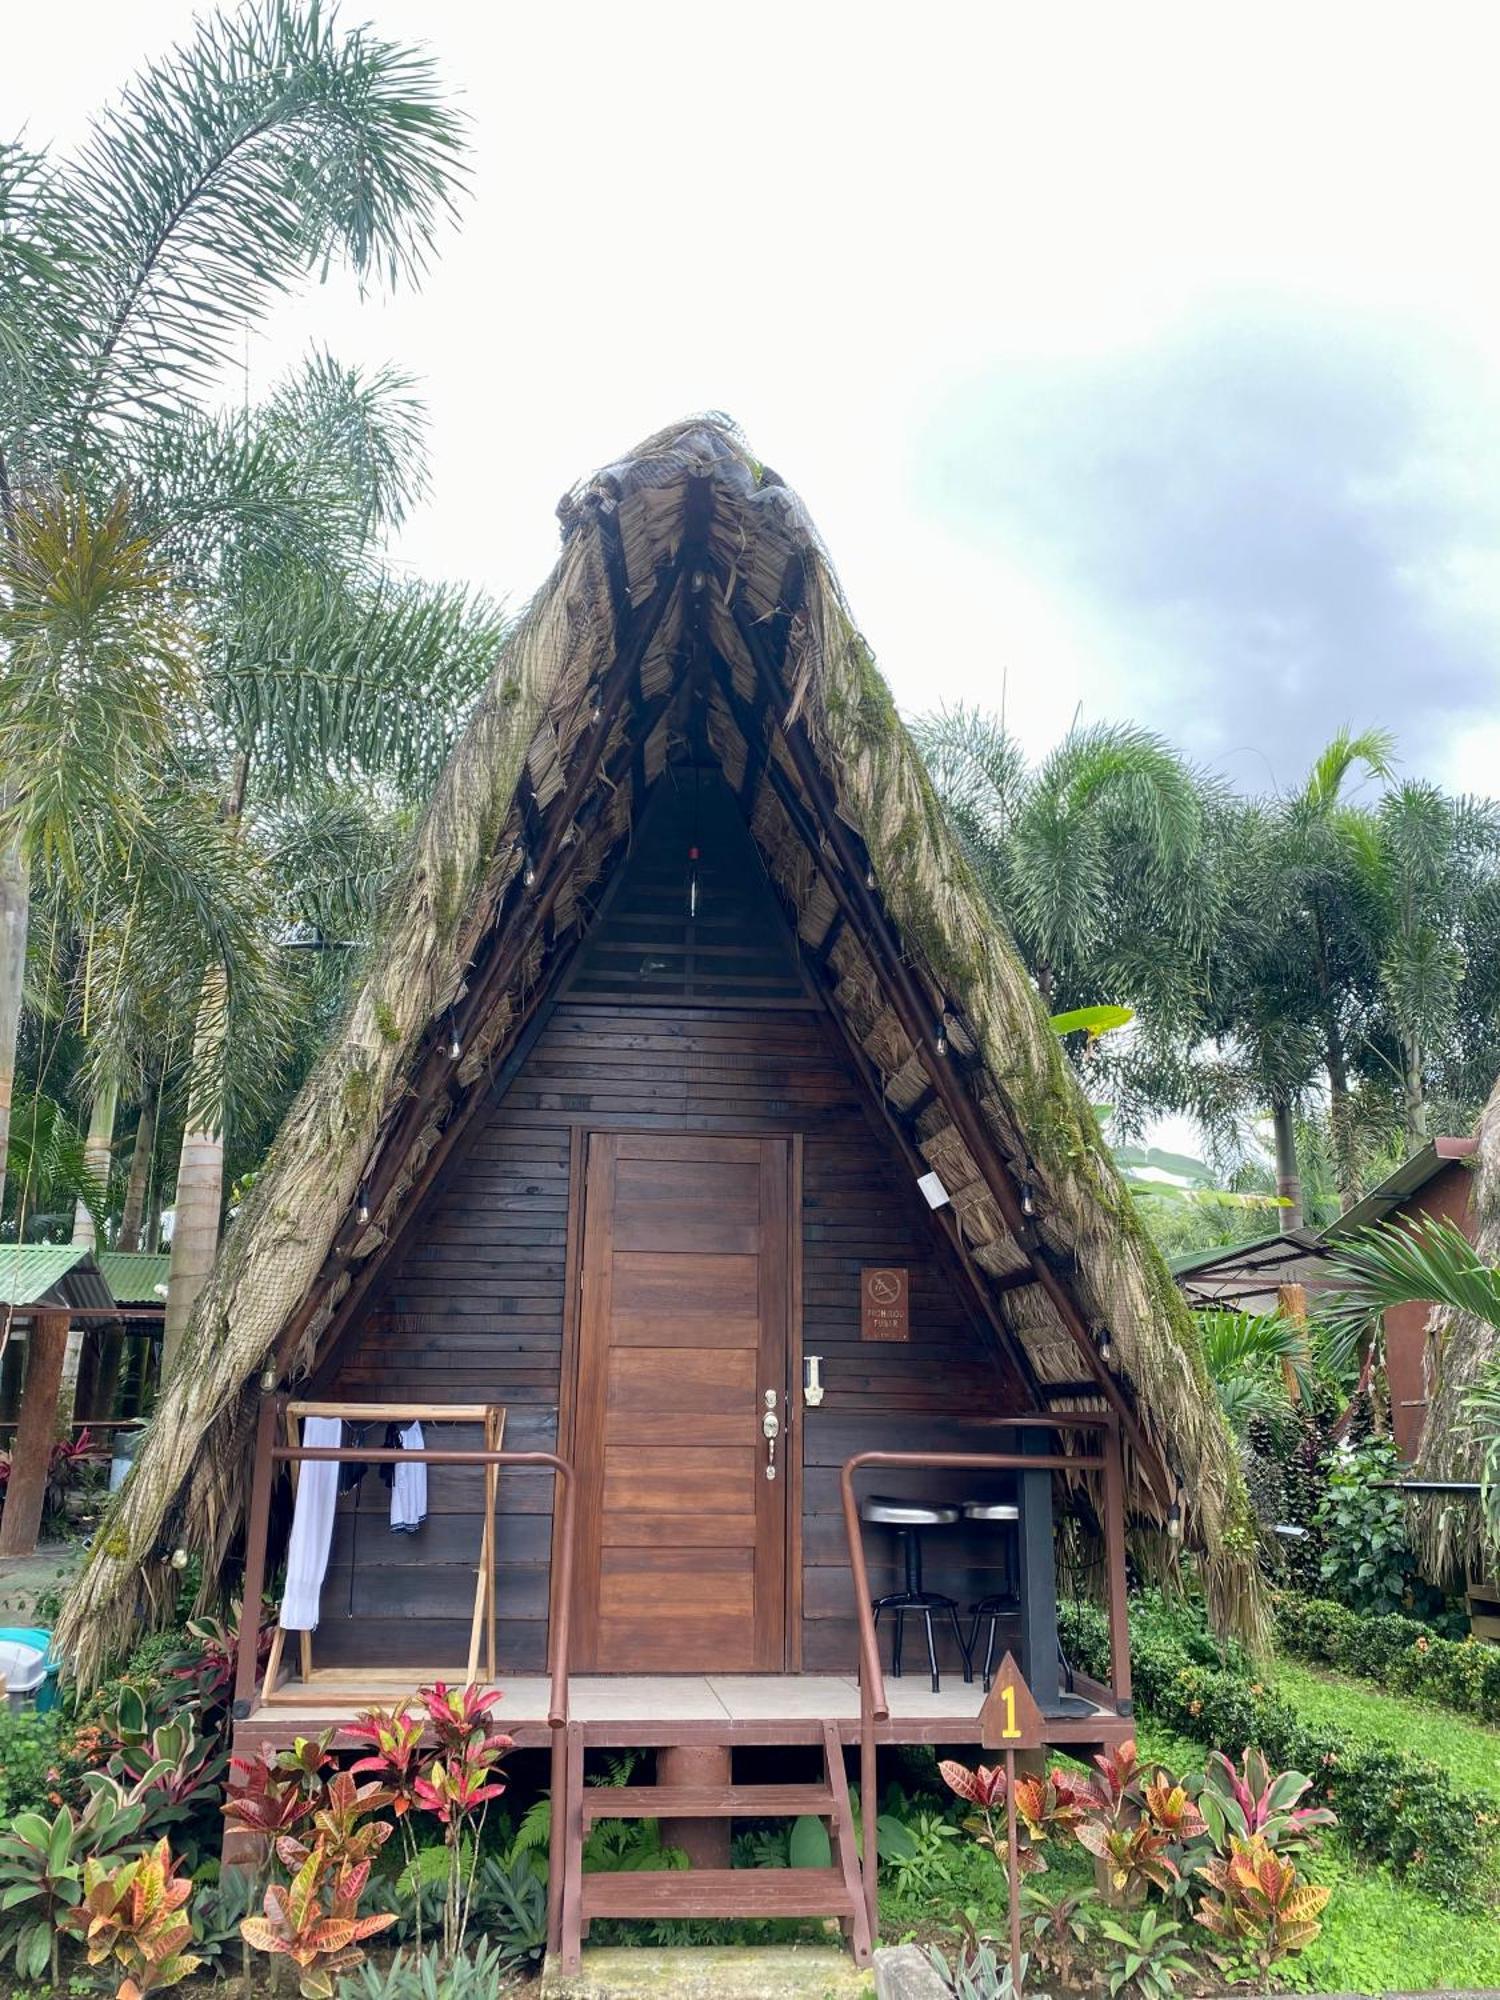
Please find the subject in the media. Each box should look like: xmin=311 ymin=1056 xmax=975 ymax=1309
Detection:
xmin=9 ymin=1 xmax=1500 ymax=797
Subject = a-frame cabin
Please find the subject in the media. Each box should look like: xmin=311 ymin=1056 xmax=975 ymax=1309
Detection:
xmin=61 ymin=420 xmax=1259 ymax=1965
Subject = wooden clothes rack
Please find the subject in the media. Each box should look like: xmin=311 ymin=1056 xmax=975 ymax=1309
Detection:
xmin=264 ymin=1401 xmax=507 ymax=1691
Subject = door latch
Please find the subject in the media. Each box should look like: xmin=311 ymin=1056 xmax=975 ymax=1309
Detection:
xmin=762 ymin=1389 xmax=780 ymax=1479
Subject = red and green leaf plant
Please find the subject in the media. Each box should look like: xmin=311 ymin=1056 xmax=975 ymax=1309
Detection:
xmin=1198 ymin=1748 xmax=1337 ymax=1854
xmin=1195 ymin=1833 xmax=1332 ymax=1968
xmin=940 ymin=1758 xmax=1091 ymax=1878
xmin=240 ymin=1846 xmax=395 ymax=1999
xmin=1076 ymin=1815 xmax=1181 ymax=1905
xmin=1082 ymin=1741 xmax=1144 ymax=1826
xmin=348 ymin=1704 xmax=428 ymax=1953
xmin=59 ymin=1836 xmax=201 ymax=1998
xmin=0 ymin=1787 xmax=147 ymax=1988
xmin=413 ymin=1683 xmax=512 ymax=1960
xmin=280 ymin=1772 xmax=395 ymax=1874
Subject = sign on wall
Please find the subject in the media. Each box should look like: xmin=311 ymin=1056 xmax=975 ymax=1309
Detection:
xmin=860 ymin=1266 xmax=909 ymax=1342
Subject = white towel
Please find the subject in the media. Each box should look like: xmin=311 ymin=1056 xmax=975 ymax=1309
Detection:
xmin=390 ymin=1420 xmax=427 ymax=1533
xmin=279 ymin=1417 xmax=342 ymax=1631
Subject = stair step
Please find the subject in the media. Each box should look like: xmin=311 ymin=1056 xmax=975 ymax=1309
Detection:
xmin=581 ymin=1866 xmax=854 ymax=1920
xmin=582 ymin=1783 xmax=836 ymax=1823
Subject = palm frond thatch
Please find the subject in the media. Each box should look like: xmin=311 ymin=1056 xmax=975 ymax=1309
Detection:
xmin=57 ymin=418 xmax=1264 ymax=1682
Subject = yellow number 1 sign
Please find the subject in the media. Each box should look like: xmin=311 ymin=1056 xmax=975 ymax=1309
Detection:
xmin=978 ymin=1652 xmax=1045 ymax=1752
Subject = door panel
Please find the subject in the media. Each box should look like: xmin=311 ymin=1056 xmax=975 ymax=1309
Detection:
xmin=571 ymin=1132 xmax=789 ymax=1672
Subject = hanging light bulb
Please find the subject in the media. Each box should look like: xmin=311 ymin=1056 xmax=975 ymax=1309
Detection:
xmin=521 ymin=848 xmax=537 ymax=889
xmin=865 ymin=867 xmax=877 ymax=892
xmin=355 ymin=1182 xmax=371 ymax=1227
xmin=1020 ymin=1181 xmax=1037 ymax=1218
xmin=688 ymin=845 xmax=700 ymax=919
xmin=169 ymin=1547 xmax=190 ymax=1572
xmin=1098 ymin=1325 xmax=1113 ymax=1365
xmin=588 ymin=683 xmax=603 ymax=725
xmin=1167 ymin=1470 xmax=1185 ymax=1540
xmin=446 ymin=1013 xmax=462 ymax=1062
xmin=934 ymin=1012 xmax=949 ymax=1056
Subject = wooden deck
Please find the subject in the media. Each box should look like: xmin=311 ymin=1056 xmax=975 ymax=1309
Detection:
xmin=236 ymin=1667 xmax=1132 ymax=1753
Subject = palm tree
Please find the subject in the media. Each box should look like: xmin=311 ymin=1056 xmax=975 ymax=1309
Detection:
xmin=913 ymin=707 xmax=1214 ymax=1013
xmin=0 ymin=0 xmax=470 ymax=1234
xmin=1359 ymin=784 xmax=1500 ymax=1144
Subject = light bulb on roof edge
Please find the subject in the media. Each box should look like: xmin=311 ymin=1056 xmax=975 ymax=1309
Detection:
xmin=1020 ymin=1182 xmax=1036 ymax=1218
xmin=446 ymin=1016 xmax=462 ymax=1061
xmin=934 ymin=1014 xmax=949 ymax=1056
xmin=355 ymin=1182 xmax=371 ymax=1227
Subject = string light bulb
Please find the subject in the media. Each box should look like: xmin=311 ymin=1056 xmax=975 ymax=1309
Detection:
xmin=688 ymin=845 xmax=700 ymax=919
xmin=865 ymin=868 xmax=877 ymax=892
xmin=521 ymin=849 xmax=537 ymax=889
xmin=934 ymin=1013 xmax=949 ymax=1056
xmin=1097 ymin=1324 xmax=1113 ymax=1365
xmin=169 ymin=1547 xmax=190 ymax=1572
xmin=588 ymin=683 xmax=603 ymax=724
xmin=446 ymin=1013 xmax=462 ymax=1062
xmin=355 ymin=1182 xmax=371 ymax=1227
xmin=1020 ymin=1181 xmax=1036 ymax=1219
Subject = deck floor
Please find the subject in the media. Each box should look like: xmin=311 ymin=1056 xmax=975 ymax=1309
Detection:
xmin=240 ymin=1670 xmax=1129 ymax=1751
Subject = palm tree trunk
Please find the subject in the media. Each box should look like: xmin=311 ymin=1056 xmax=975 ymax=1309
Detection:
xmin=163 ymin=966 xmax=227 ymax=1377
xmin=71 ymin=1079 xmax=119 ymax=1249
xmin=1271 ymin=1095 xmax=1304 ymax=1232
xmin=117 ymin=1089 xmax=157 ymax=1254
xmin=0 ymin=826 xmax=28 ymax=1230
xmin=1402 ymin=1034 xmax=1428 ymax=1145
xmin=0 ymin=823 xmax=30 ymax=1378
xmin=1323 ymin=1018 xmax=1361 ymax=1207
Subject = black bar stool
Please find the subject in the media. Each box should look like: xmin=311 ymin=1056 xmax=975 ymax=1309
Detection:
xmin=860 ymin=1495 xmax=973 ymax=1693
xmin=962 ymin=1497 xmax=1021 ymax=1690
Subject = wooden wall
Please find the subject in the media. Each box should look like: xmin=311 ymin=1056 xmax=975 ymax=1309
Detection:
xmin=314 ymin=998 xmax=1028 ymax=1673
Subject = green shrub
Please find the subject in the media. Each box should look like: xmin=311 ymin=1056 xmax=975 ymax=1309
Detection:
xmin=1312 ymin=1437 xmax=1418 ymax=1617
xmin=0 ymin=1706 xmax=61 ymax=1820
xmin=1060 ymin=1597 xmax=1495 ymax=1902
xmin=1275 ymin=1589 xmax=1500 ymax=1724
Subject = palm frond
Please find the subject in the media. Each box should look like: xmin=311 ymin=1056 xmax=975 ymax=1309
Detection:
xmin=62 ymin=0 xmax=469 ymax=434
xmin=1322 ymin=1216 xmax=1500 ymax=1368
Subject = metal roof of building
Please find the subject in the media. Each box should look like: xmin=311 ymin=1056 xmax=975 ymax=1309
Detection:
xmin=95 ymin=1252 xmax=171 ymax=1305
xmin=0 ymin=1244 xmax=112 ymax=1311
xmin=1321 ymin=1136 xmax=1478 ymax=1241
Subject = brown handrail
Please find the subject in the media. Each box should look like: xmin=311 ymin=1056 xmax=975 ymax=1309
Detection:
xmin=838 ymin=1418 xmax=1130 ymax=1938
xmin=233 ymin=1395 xmax=577 ymax=1734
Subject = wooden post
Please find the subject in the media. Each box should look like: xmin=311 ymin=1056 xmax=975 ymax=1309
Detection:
xmin=657 ymin=1745 xmax=732 ymax=1868
xmin=232 ymin=1391 xmax=280 ymax=1716
xmin=1101 ymin=1417 xmax=1133 ymax=1711
xmin=1005 ymin=1750 xmax=1022 ymax=1982
xmin=0 ymin=1309 xmax=70 ymax=1557
xmin=1277 ymin=1282 xmax=1309 ymax=1405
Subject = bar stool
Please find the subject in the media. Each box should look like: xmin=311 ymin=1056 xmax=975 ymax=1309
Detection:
xmin=860 ymin=1495 xmax=973 ymax=1693
xmin=962 ymin=1498 xmax=1021 ymax=1691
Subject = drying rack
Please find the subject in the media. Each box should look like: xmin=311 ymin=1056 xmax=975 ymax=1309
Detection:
xmin=263 ymin=1400 xmax=507 ymax=1691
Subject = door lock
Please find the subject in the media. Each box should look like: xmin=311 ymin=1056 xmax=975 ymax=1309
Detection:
xmin=762 ymin=1390 xmax=780 ymax=1478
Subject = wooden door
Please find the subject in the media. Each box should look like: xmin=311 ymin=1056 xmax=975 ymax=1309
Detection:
xmin=571 ymin=1133 xmax=789 ymax=1672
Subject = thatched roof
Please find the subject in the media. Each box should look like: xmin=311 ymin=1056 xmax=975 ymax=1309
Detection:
xmin=59 ymin=418 xmax=1262 ymax=1681
xmin=1411 ymin=1075 xmax=1500 ymax=1581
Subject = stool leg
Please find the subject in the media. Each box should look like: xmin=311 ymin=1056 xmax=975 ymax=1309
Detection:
xmin=892 ymin=1607 xmax=905 ymax=1679
xmin=983 ymin=1610 xmax=999 ymax=1693
xmin=946 ymin=1600 xmax=972 ymax=1684
xmin=922 ymin=1607 xmax=940 ymax=1695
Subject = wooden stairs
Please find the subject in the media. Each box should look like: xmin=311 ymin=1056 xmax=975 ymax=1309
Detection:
xmin=558 ymin=1719 xmax=873 ymax=1972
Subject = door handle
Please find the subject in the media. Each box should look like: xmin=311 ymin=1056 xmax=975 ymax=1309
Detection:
xmin=762 ymin=1389 xmax=779 ymax=1479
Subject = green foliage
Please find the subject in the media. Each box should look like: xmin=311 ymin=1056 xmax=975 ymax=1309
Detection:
xmin=0 ymin=1705 xmax=61 ymax=1820
xmin=0 ymin=1785 xmax=148 ymax=1987
xmin=1097 ymin=1905 xmax=1194 ymax=1999
xmin=335 ymin=1937 xmax=515 ymax=1999
xmin=1059 ymin=1594 xmax=1496 ymax=1900
xmin=924 ymin=1933 xmax=1027 ymax=2000
xmin=1313 ymin=1436 xmax=1420 ymax=1616
xmin=1276 ymin=1588 xmax=1500 ymax=1726
xmin=786 ymin=1813 xmax=831 ymax=1870
xmin=470 ymin=1844 xmax=548 ymax=1975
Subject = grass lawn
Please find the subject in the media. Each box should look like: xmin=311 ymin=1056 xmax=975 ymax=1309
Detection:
xmin=1268 ymin=1655 xmax=1500 ymax=1799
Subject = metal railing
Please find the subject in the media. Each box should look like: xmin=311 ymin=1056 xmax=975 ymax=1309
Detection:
xmin=838 ymin=1416 xmax=1131 ymax=1937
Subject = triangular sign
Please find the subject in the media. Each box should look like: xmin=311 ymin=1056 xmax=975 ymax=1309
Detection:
xmin=978 ymin=1653 xmax=1046 ymax=1751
